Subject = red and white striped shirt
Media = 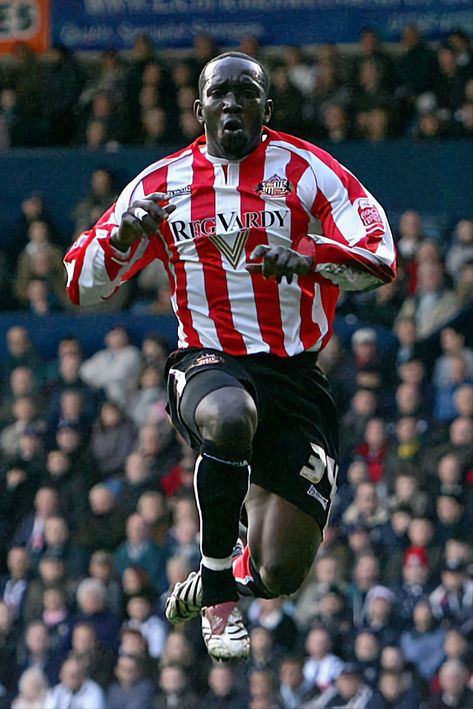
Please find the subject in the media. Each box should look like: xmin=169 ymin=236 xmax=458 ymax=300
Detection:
xmin=64 ymin=128 xmax=396 ymax=357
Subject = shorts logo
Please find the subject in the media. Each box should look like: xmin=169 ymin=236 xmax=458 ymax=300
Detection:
xmin=256 ymin=174 xmax=291 ymax=197
xmin=190 ymin=353 xmax=224 ymax=368
xmin=356 ymin=198 xmax=384 ymax=235
xmin=307 ymin=485 xmax=329 ymax=510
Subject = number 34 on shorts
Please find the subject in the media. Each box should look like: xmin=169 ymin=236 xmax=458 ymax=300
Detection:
xmin=299 ymin=442 xmax=338 ymax=511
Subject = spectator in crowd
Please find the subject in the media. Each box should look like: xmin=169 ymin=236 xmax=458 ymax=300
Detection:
xmin=342 ymin=481 xmax=388 ymax=530
xmin=16 ymin=620 xmax=58 ymax=687
xmin=428 ymin=659 xmax=473 ymax=709
xmin=75 ymin=484 xmax=126 ymax=555
xmin=397 ymin=25 xmax=438 ymax=101
xmin=435 ymin=45 xmax=469 ymax=115
xmin=445 ymin=219 xmax=473 ymax=283
xmin=269 ymin=64 xmax=306 ymax=134
xmin=66 ymin=578 xmax=121 ymax=655
xmin=247 ymin=597 xmax=299 ymax=656
xmin=399 ymin=599 xmax=446 ymax=684
xmin=433 ymin=326 xmax=473 ymax=388
xmin=70 ymin=621 xmax=115 ymax=689
xmin=397 ymin=259 xmax=460 ymax=340
xmin=3 ymin=327 xmax=42 ymax=386
xmin=73 ymin=168 xmax=119 ymax=236
xmin=303 ymin=625 xmax=343 ymax=692
xmin=347 ymin=553 xmax=380 ymax=627
xmin=129 ymin=365 xmax=167 ymax=429
xmin=352 ymin=629 xmax=381 ymax=687
xmin=0 ymin=395 xmax=43 ymax=460
xmin=106 ymin=653 xmax=155 ymax=709
xmin=309 ymin=661 xmax=373 ymax=708
xmin=79 ymin=325 xmax=141 ymax=409
xmin=113 ymin=513 xmax=168 ymax=594
xmin=155 ymin=662 xmax=198 ymax=709
xmin=248 ymin=625 xmax=281 ymax=675
xmin=14 ymin=220 xmax=65 ymax=309
xmin=351 ymin=28 xmax=396 ymax=91
xmin=41 ymin=44 xmax=85 ymax=147
xmin=126 ymin=593 xmax=166 ymax=659
xmin=12 ymin=487 xmax=59 ymax=556
xmin=203 ymin=663 xmax=248 ymax=709
xmin=90 ymin=400 xmax=137 ymax=478
xmin=395 ymin=547 xmax=432 ymax=626
xmin=54 ymin=419 xmax=99 ymax=488
xmin=0 ymin=600 xmax=18 ymax=700
xmin=277 ymin=655 xmax=318 ymax=708
xmin=320 ymin=102 xmax=351 ymax=142
xmin=44 ymin=655 xmax=105 ymax=709
xmin=37 ymin=516 xmax=87 ymax=577
xmin=11 ymin=667 xmax=49 ymax=709
xmin=371 ymin=668 xmax=421 ymax=709
xmin=429 ymin=558 xmax=473 ymax=623
xmin=7 ymin=44 xmax=45 ymax=147
xmin=22 ymin=553 xmax=74 ymax=628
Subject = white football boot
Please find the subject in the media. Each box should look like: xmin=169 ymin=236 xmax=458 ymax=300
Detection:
xmin=201 ymin=601 xmax=250 ymax=661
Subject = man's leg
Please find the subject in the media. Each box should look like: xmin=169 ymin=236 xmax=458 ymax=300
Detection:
xmin=168 ymin=377 xmax=257 ymax=659
xmin=192 ymin=386 xmax=257 ymax=607
xmin=233 ymin=484 xmax=322 ymax=598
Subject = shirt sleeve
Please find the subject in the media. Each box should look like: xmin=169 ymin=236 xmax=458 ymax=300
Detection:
xmin=297 ymin=145 xmax=396 ymax=291
xmin=63 ymin=181 xmax=162 ymax=307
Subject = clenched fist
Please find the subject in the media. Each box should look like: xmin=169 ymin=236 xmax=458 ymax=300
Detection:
xmin=111 ymin=192 xmax=176 ymax=251
xmin=246 ymin=244 xmax=314 ymax=284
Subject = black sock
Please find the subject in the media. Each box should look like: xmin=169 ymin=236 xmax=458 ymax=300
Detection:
xmin=195 ymin=439 xmax=251 ymax=607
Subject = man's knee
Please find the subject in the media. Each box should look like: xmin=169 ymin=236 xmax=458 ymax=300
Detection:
xmin=195 ymin=387 xmax=258 ymax=450
xmin=259 ymin=558 xmax=312 ymax=597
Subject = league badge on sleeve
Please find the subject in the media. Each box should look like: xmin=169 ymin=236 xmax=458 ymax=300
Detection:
xmin=355 ymin=197 xmax=385 ymax=235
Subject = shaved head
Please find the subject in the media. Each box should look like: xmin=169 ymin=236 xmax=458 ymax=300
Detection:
xmin=198 ymin=52 xmax=270 ymax=98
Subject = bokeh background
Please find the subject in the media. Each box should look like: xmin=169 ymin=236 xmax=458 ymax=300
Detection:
xmin=0 ymin=2 xmax=472 ymax=708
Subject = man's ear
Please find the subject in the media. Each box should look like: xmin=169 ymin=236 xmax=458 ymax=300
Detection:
xmin=264 ymin=99 xmax=273 ymax=125
xmin=194 ymin=99 xmax=204 ymax=124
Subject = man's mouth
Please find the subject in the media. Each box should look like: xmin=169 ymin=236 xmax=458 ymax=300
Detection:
xmin=223 ymin=118 xmax=244 ymax=133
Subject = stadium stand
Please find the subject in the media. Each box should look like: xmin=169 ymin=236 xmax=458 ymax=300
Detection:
xmin=0 ymin=27 xmax=472 ymax=709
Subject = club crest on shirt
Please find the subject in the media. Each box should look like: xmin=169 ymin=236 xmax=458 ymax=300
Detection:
xmin=256 ymin=174 xmax=291 ymax=197
xmin=189 ymin=352 xmax=224 ymax=368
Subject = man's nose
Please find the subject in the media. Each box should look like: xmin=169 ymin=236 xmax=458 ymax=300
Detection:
xmin=223 ymin=92 xmax=241 ymax=111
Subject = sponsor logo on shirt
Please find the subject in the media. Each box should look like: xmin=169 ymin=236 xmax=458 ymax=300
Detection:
xmin=169 ymin=209 xmax=289 ymax=242
xmin=167 ymin=185 xmax=192 ymax=197
xmin=256 ymin=174 xmax=292 ymax=197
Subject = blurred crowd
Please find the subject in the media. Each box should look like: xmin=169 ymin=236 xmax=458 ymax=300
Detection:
xmin=0 ymin=23 xmax=472 ymax=709
xmin=0 ymin=203 xmax=471 ymax=708
xmin=1 ymin=26 xmax=473 ymax=150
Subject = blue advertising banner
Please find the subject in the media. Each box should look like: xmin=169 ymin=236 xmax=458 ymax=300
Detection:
xmin=51 ymin=0 xmax=473 ymax=52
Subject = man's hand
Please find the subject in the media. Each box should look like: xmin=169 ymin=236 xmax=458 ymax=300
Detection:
xmin=111 ymin=192 xmax=176 ymax=251
xmin=246 ymin=244 xmax=314 ymax=284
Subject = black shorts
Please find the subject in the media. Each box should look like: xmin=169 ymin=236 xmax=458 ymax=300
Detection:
xmin=165 ymin=348 xmax=339 ymax=531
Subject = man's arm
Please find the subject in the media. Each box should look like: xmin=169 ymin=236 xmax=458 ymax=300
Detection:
xmin=304 ymin=146 xmax=396 ymax=289
xmin=64 ymin=191 xmax=175 ymax=307
xmin=247 ymin=146 xmax=396 ymax=291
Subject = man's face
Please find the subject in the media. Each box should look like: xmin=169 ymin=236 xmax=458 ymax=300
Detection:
xmin=195 ymin=56 xmax=272 ymax=160
xmin=337 ymin=674 xmax=361 ymax=699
